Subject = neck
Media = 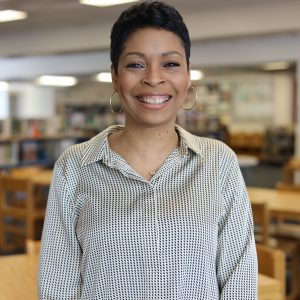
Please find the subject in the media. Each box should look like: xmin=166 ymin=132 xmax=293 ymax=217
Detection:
xmin=108 ymin=123 xmax=179 ymax=180
xmin=120 ymin=123 xmax=178 ymax=154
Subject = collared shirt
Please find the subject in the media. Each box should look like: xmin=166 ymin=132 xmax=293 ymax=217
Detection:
xmin=38 ymin=125 xmax=257 ymax=300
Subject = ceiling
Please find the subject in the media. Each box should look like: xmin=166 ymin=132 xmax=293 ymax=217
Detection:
xmin=2 ymin=0 xmax=300 ymax=58
xmin=0 ymin=0 xmax=288 ymax=39
xmin=0 ymin=0 xmax=300 ymax=80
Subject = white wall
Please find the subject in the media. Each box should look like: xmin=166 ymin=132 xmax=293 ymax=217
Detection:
xmin=0 ymin=91 xmax=9 ymax=120
xmin=273 ymin=74 xmax=294 ymax=127
xmin=9 ymin=83 xmax=55 ymax=119
xmin=295 ymin=64 xmax=300 ymax=157
xmin=1 ymin=0 xmax=300 ymax=57
xmin=197 ymin=72 xmax=294 ymax=133
xmin=1 ymin=33 xmax=300 ymax=80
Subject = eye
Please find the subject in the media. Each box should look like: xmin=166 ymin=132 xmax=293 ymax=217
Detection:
xmin=164 ymin=62 xmax=180 ymax=68
xmin=126 ymin=63 xmax=145 ymax=69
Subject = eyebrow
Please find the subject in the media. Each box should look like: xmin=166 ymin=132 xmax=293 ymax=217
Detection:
xmin=162 ymin=51 xmax=183 ymax=57
xmin=125 ymin=51 xmax=183 ymax=58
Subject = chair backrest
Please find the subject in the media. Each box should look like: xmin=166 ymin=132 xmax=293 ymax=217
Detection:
xmin=0 ymin=176 xmax=46 ymax=252
xmin=26 ymin=239 xmax=41 ymax=255
xmin=0 ymin=176 xmax=31 ymax=209
xmin=251 ymin=202 xmax=270 ymax=246
xmin=276 ymin=183 xmax=300 ymax=191
xmin=276 ymin=157 xmax=300 ymax=191
xmin=256 ymin=244 xmax=286 ymax=297
xmin=10 ymin=166 xmax=43 ymax=179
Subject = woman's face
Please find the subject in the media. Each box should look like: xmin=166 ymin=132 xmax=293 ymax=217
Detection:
xmin=111 ymin=27 xmax=191 ymax=129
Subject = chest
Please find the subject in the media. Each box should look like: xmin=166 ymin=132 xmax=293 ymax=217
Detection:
xmin=74 ymin=163 xmax=224 ymax=254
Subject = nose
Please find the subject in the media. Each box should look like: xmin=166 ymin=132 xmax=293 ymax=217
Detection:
xmin=141 ymin=65 xmax=165 ymax=86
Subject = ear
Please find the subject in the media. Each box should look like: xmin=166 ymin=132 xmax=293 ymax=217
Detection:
xmin=111 ymin=65 xmax=118 ymax=92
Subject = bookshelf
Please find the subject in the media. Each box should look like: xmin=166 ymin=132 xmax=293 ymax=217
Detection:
xmin=0 ymin=103 xmax=124 ymax=170
xmin=0 ymin=134 xmax=86 ymax=170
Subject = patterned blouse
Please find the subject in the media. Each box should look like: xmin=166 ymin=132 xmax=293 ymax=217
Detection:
xmin=38 ymin=125 xmax=257 ymax=300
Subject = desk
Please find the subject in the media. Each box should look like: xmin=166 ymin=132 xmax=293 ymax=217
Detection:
xmin=0 ymin=254 xmax=281 ymax=300
xmin=238 ymin=154 xmax=259 ymax=168
xmin=30 ymin=170 xmax=53 ymax=186
xmin=10 ymin=169 xmax=53 ymax=186
xmin=258 ymin=273 xmax=283 ymax=300
xmin=248 ymin=187 xmax=300 ymax=221
xmin=0 ymin=254 xmax=38 ymax=300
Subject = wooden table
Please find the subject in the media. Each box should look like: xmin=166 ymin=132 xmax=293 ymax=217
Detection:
xmin=30 ymin=170 xmax=53 ymax=186
xmin=248 ymin=187 xmax=300 ymax=221
xmin=258 ymin=273 xmax=283 ymax=300
xmin=0 ymin=254 xmax=281 ymax=300
xmin=10 ymin=169 xmax=53 ymax=186
xmin=0 ymin=254 xmax=39 ymax=300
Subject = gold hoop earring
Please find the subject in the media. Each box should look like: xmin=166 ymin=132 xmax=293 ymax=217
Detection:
xmin=109 ymin=91 xmax=122 ymax=114
xmin=181 ymin=85 xmax=198 ymax=110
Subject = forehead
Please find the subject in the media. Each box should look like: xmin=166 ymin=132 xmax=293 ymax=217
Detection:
xmin=121 ymin=27 xmax=185 ymax=56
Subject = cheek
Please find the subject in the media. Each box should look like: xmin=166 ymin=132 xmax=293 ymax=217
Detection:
xmin=115 ymin=82 xmax=129 ymax=99
xmin=171 ymin=71 xmax=190 ymax=88
xmin=116 ymin=73 xmax=136 ymax=92
xmin=116 ymin=79 xmax=137 ymax=107
xmin=176 ymin=77 xmax=190 ymax=96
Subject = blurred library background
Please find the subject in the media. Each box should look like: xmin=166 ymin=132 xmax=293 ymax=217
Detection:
xmin=0 ymin=62 xmax=297 ymax=188
xmin=1 ymin=0 xmax=300 ymax=300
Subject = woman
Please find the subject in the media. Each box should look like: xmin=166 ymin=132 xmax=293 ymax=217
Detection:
xmin=38 ymin=1 xmax=257 ymax=299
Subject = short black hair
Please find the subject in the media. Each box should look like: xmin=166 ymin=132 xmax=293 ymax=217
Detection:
xmin=110 ymin=1 xmax=191 ymax=73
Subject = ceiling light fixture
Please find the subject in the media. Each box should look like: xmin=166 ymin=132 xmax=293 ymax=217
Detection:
xmin=80 ymin=0 xmax=139 ymax=7
xmin=94 ymin=72 xmax=112 ymax=83
xmin=0 ymin=81 xmax=9 ymax=91
xmin=36 ymin=75 xmax=78 ymax=87
xmin=261 ymin=61 xmax=291 ymax=71
xmin=0 ymin=10 xmax=27 ymax=23
xmin=190 ymin=70 xmax=204 ymax=81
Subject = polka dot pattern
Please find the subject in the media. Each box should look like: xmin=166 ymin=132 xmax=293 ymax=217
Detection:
xmin=38 ymin=125 xmax=257 ymax=299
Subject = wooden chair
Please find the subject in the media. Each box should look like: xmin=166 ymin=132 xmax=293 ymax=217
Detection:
xmin=256 ymin=244 xmax=286 ymax=299
xmin=276 ymin=157 xmax=300 ymax=191
xmin=251 ymin=202 xmax=300 ymax=300
xmin=252 ymin=202 xmax=270 ymax=246
xmin=275 ymin=159 xmax=300 ymax=240
xmin=26 ymin=239 xmax=41 ymax=255
xmin=0 ymin=176 xmax=46 ymax=253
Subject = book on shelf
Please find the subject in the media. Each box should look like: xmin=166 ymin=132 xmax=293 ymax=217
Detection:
xmin=0 ymin=142 xmax=19 ymax=166
xmin=20 ymin=140 xmax=39 ymax=162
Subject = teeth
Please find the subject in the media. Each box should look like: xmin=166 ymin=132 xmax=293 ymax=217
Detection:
xmin=138 ymin=95 xmax=170 ymax=104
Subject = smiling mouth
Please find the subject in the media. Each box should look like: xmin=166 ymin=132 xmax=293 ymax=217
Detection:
xmin=137 ymin=95 xmax=171 ymax=104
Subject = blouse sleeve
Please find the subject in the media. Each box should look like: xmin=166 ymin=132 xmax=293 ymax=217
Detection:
xmin=38 ymin=161 xmax=82 ymax=299
xmin=217 ymin=155 xmax=258 ymax=300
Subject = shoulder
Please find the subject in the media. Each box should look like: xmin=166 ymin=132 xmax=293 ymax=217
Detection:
xmin=197 ymin=136 xmax=234 ymax=157
xmin=56 ymin=139 xmax=88 ymax=170
xmin=55 ymin=129 xmax=107 ymax=174
xmin=177 ymin=126 xmax=236 ymax=163
xmin=195 ymin=137 xmax=238 ymax=177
